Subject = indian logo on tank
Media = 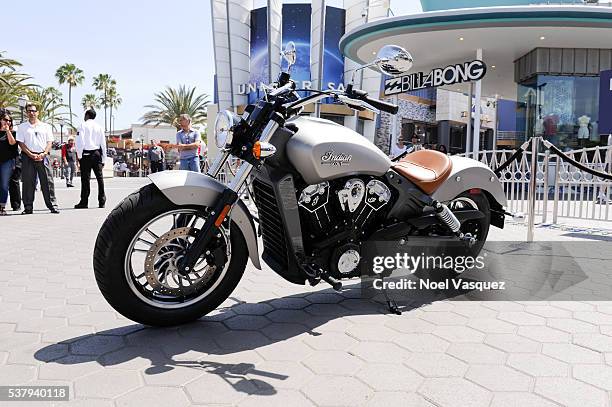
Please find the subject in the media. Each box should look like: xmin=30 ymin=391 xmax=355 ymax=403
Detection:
xmin=321 ymin=151 xmax=352 ymax=166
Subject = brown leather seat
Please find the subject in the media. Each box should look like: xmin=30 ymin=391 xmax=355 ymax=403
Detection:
xmin=392 ymin=150 xmax=453 ymax=194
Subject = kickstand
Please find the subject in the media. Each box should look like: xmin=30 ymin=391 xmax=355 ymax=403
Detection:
xmin=380 ymin=275 xmax=402 ymax=315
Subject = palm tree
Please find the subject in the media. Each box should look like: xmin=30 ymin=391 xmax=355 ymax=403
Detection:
xmin=0 ymin=73 xmax=33 ymax=111
xmin=107 ymin=87 xmax=122 ymax=136
xmin=92 ymin=74 xmax=115 ymax=133
xmin=55 ymin=63 xmax=84 ymax=127
xmin=26 ymin=86 xmax=70 ymax=131
xmin=82 ymin=93 xmax=100 ymax=110
xmin=0 ymin=51 xmax=22 ymax=86
xmin=141 ymin=85 xmax=209 ymax=129
xmin=0 ymin=51 xmax=36 ymax=113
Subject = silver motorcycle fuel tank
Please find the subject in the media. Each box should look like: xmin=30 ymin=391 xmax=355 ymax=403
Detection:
xmin=286 ymin=116 xmax=392 ymax=184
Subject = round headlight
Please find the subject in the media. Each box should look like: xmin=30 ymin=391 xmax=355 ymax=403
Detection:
xmin=215 ymin=110 xmax=239 ymax=148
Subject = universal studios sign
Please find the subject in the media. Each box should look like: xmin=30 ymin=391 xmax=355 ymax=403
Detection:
xmin=384 ymin=60 xmax=487 ymax=96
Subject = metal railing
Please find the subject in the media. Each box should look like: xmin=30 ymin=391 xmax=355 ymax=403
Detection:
xmin=459 ymin=140 xmax=612 ymax=232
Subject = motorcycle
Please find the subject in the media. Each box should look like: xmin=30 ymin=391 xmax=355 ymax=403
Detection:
xmin=93 ymin=43 xmax=507 ymax=326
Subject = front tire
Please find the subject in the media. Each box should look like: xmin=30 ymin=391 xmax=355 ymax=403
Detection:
xmin=93 ymin=184 xmax=247 ymax=326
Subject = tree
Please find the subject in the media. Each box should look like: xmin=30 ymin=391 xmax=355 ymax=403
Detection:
xmin=0 ymin=51 xmax=22 ymax=86
xmin=55 ymin=63 xmax=84 ymax=127
xmin=0 ymin=51 xmax=36 ymax=112
xmin=141 ymin=85 xmax=209 ymax=129
xmin=92 ymin=73 xmax=115 ymax=133
xmin=82 ymin=93 xmax=100 ymax=110
xmin=107 ymin=86 xmax=122 ymax=136
xmin=26 ymin=86 xmax=70 ymax=131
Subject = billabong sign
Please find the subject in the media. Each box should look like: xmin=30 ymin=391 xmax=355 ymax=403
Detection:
xmin=384 ymin=60 xmax=487 ymax=96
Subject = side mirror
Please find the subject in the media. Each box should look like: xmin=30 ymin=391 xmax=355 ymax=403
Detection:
xmin=281 ymin=41 xmax=297 ymax=69
xmin=373 ymin=45 xmax=413 ymax=77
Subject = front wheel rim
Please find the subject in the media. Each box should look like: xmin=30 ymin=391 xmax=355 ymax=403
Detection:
xmin=124 ymin=209 xmax=231 ymax=309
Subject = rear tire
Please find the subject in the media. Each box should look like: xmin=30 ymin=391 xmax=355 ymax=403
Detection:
xmin=444 ymin=190 xmax=491 ymax=278
xmin=452 ymin=190 xmax=491 ymax=256
xmin=93 ymin=184 xmax=247 ymax=326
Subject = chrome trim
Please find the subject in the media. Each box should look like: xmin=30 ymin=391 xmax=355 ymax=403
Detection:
xmin=207 ymin=149 xmax=231 ymax=178
xmin=229 ymin=162 xmax=254 ymax=193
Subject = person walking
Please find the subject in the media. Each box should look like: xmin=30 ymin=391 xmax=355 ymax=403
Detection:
xmin=62 ymin=137 xmax=78 ymax=187
xmin=175 ymin=114 xmax=201 ymax=172
xmin=147 ymin=140 xmax=165 ymax=173
xmin=0 ymin=109 xmax=18 ymax=216
xmin=16 ymin=103 xmax=59 ymax=214
xmin=74 ymin=109 xmax=107 ymax=209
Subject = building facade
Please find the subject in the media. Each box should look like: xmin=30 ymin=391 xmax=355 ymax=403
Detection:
xmin=340 ymin=0 xmax=612 ymax=154
xmin=210 ymin=0 xmax=392 ymax=159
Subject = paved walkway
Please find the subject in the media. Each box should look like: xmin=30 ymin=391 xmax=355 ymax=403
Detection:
xmin=1 ymin=178 xmax=612 ymax=407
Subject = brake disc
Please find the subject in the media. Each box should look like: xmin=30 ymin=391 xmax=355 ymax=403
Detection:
xmin=144 ymin=227 xmax=217 ymax=297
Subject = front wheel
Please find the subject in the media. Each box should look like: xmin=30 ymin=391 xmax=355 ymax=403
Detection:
xmin=93 ymin=184 xmax=247 ymax=326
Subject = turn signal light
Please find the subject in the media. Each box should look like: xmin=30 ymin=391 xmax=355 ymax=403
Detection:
xmin=253 ymin=141 xmax=261 ymax=159
xmin=215 ymin=204 xmax=231 ymax=227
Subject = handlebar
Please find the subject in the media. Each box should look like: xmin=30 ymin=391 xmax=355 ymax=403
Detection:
xmin=269 ymin=81 xmax=296 ymax=97
xmin=283 ymin=87 xmax=398 ymax=116
xmin=347 ymin=88 xmax=398 ymax=115
xmin=360 ymin=96 xmax=398 ymax=115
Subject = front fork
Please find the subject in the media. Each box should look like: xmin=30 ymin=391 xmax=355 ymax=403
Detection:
xmin=178 ymin=120 xmax=280 ymax=273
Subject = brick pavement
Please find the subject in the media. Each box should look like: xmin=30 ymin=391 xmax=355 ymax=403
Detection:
xmin=1 ymin=177 xmax=612 ymax=406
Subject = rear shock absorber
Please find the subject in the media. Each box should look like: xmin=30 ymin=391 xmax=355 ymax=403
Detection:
xmin=432 ymin=200 xmax=476 ymax=246
xmin=432 ymin=200 xmax=460 ymax=233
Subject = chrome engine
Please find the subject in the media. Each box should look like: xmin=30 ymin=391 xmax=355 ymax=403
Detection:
xmin=298 ymin=177 xmax=392 ymax=235
xmin=297 ymin=176 xmax=393 ymax=278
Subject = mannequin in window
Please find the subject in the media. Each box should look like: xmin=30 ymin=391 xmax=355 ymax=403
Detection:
xmin=577 ymin=115 xmax=591 ymax=147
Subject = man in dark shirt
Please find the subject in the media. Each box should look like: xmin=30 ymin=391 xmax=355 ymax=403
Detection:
xmin=62 ymin=137 xmax=78 ymax=187
xmin=147 ymin=140 xmax=165 ymax=173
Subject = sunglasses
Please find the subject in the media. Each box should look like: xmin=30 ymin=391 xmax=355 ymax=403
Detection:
xmin=27 ymin=110 xmax=38 ymax=113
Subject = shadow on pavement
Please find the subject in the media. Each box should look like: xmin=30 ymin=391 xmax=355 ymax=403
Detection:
xmin=34 ymin=287 xmax=420 ymax=396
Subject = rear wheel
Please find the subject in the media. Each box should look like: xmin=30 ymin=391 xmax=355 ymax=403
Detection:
xmin=449 ymin=190 xmax=491 ymax=256
xmin=442 ymin=190 xmax=491 ymax=278
xmin=93 ymin=184 xmax=247 ymax=326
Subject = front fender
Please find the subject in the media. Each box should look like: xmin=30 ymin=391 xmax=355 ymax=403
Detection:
xmin=148 ymin=170 xmax=261 ymax=269
xmin=431 ymin=157 xmax=507 ymax=208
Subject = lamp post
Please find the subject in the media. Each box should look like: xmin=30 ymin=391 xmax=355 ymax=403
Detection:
xmin=17 ymin=95 xmax=28 ymax=123
xmin=138 ymin=138 xmax=143 ymax=177
xmin=59 ymin=119 xmax=65 ymax=179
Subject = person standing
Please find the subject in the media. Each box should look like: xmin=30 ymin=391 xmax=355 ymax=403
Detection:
xmin=0 ymin=109 xmax=18 ymax=216
xmin=147 ymin=140 xmax=165 ymax=173
xmin=8 ymin=153 xmax=21 ymax=211
xmin=175 ymin=114 xmax=201 ymax=172
xmin=16 ymin=103 xmax=59 ymax=214
xmin=74 ymin=109 xmax=107 ymax=209
xmin=62 ymin=137 xmax=78 ymax=187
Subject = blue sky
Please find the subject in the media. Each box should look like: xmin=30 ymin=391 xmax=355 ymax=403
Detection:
xmin=5 ymin=0 xmax=421 ymax=129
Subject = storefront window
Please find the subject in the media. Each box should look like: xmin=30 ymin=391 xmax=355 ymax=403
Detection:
xmin=517 ymin=75 xmax=601 ymax=150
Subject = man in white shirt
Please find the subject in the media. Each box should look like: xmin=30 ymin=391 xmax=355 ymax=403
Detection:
xmin=74 ymin=109 xmax=107 ymax=209
xmin=16 ymin=103 xmax=59 ymax=214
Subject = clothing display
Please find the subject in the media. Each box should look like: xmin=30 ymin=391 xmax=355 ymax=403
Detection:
xmin=577 ymin=115 xmax=591 ymax=139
